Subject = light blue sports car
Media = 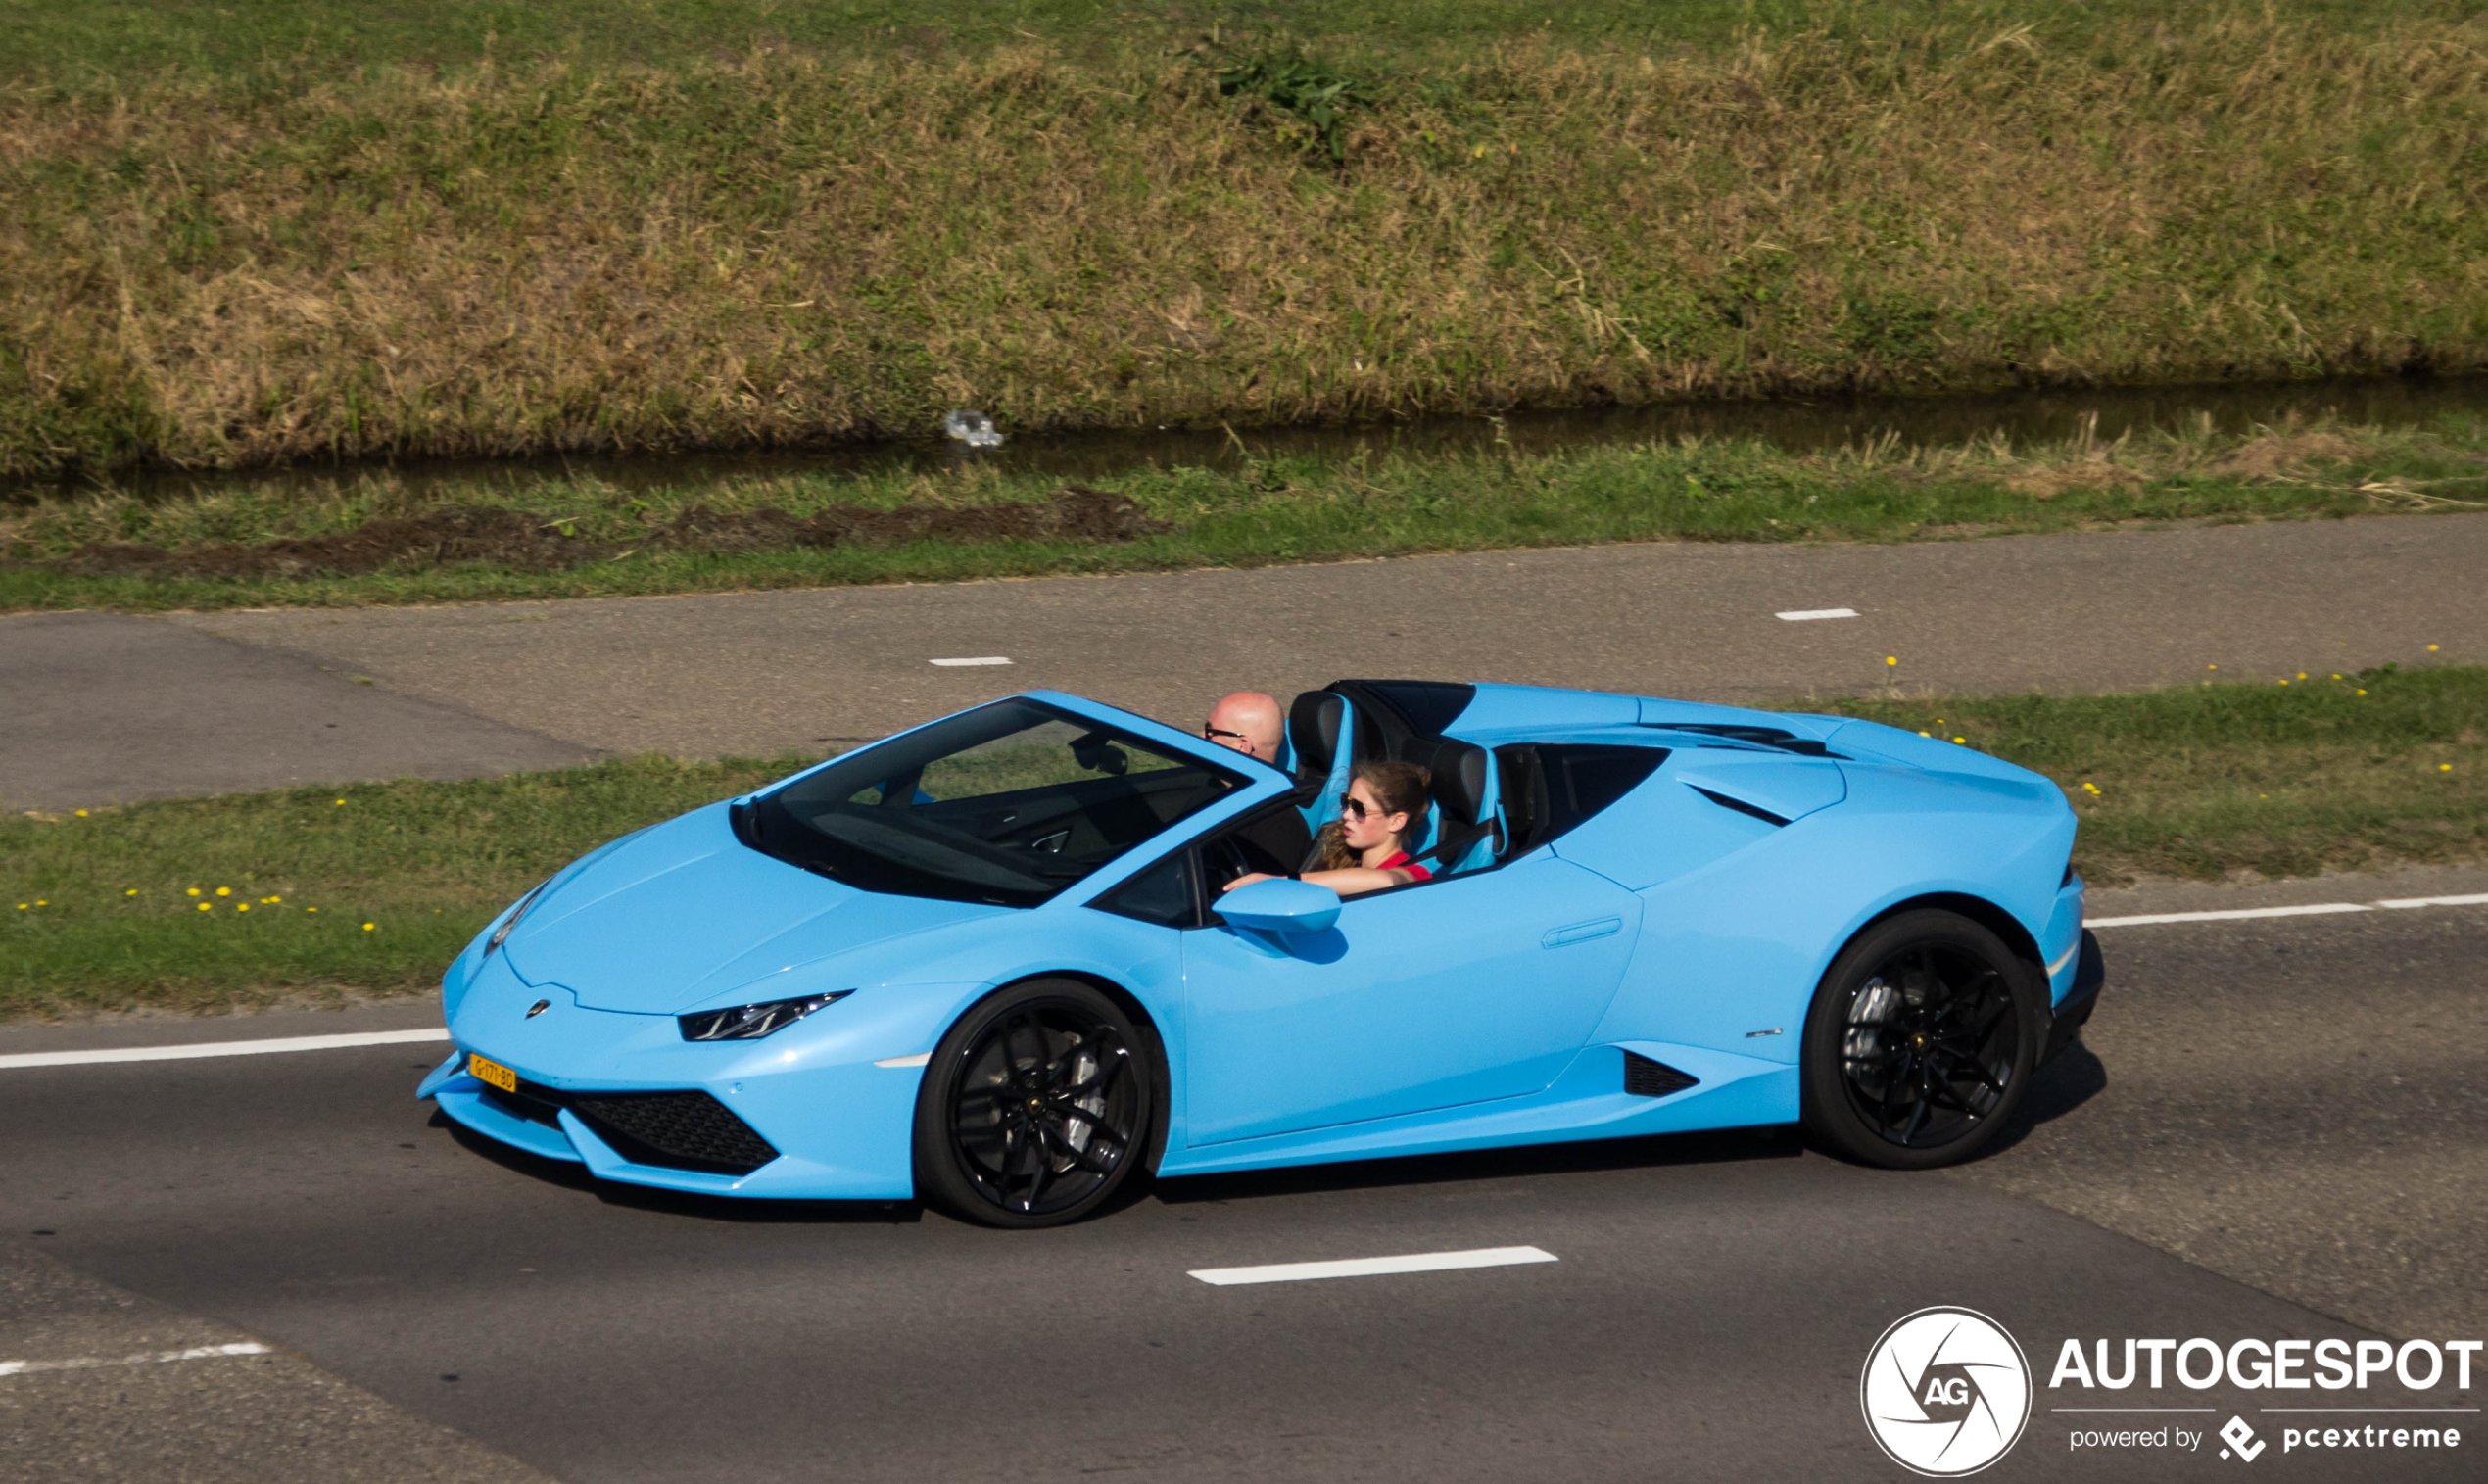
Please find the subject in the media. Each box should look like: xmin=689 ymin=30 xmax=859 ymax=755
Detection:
xmin=419 ymin=680 xmax=2104 ymax=1226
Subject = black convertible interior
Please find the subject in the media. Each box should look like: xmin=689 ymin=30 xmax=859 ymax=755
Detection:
xmin=1162 ymin=680 xmax=1670 ymax=915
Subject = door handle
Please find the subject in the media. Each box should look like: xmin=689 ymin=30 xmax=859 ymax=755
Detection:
xmin=1542 ymin=917 xmax=1622 ymax=949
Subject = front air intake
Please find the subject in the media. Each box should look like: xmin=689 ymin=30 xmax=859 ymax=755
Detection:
xmin=479 ymin=1077 xmax=779 ymax=1175
xmin=569 ymin=1091 xmax=780 ymax=1175
xmin=1623 ymin=1052 xmax=1699 ymax=1099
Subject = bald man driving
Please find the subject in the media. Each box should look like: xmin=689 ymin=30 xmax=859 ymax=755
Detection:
xmin=1203 ymin=691 xmax=1314 ymax=874
xmin=1202 ymin=691 xmax=1285 ymax=766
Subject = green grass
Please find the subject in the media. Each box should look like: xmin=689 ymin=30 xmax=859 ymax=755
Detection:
xmin=12 ymin=2 xmax=2463 ymax=85
xmin=7 ymin=665 xmax=2484 ymax=1019
xmin=1830 ymin=664 xmax=2488 ymax=884
xmin=6 ymin=415 xmax=2482 ymax=612
xmin=1 ymin=757 xmax=794 ymax=1018
xmin=3 ymin=4 xmax=2485 ymax=478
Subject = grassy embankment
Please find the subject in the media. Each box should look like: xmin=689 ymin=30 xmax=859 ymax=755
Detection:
xmin=3 ymin=4 xmax=2485 ymax=481
xmin=5 ymin=415 xmax=2484 ymax=611
xmin=6 ymin=666 xmax=2482 ymax=1019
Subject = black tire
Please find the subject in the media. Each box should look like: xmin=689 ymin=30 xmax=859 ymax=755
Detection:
xmin=912 ymin=978 xmax=1163 ymax=1228
xmin=1799 ymin=909 xmax=2042 ymax=1171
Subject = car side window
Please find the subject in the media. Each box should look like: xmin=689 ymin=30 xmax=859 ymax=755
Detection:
xmin=1091 ymin=849 xmax=1199 ymax=929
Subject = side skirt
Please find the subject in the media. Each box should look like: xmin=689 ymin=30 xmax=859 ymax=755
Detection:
xmin=1155 ymin=1041 xmax=1797 ymax=1178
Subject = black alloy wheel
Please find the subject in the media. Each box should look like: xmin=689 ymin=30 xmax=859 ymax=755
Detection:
xmin=912 ymin=979 xmax=1162 ymax=1227
xmin=1800 ymin=910 xmax=2041 ymax=1171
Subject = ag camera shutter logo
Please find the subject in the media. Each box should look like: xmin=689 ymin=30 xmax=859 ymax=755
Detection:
xmin=1861 ymin=1307 xmax=2033 ymax=1475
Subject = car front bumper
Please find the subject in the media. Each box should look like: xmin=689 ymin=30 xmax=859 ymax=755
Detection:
xmin=2038 ymin=929 xmax=2104 ymax=1066
xmin=419 ymin=956 xmax=934 ymax=1199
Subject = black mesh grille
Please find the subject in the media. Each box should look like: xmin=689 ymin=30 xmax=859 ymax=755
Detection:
xmin=1623 ymin=1052 xmax=1699 ymax=1099
xmin=569 ymin=1091 xmax=780 ymax=1175
xmin=479 ymin=1081 xmax=565 ymax=1128
xmin=474 ymin=1073 xmax=778 ymax=1175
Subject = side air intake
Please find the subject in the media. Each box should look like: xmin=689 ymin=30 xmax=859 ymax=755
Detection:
xmin=1623 ymin=1052 xmax=1699 ymax=1099
xmin=1690 ymin=786 xmax=1791 ymax=827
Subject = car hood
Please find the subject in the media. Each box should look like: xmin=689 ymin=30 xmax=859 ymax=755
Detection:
xmin=501 ymin=803 xmax=1012 ymax=1013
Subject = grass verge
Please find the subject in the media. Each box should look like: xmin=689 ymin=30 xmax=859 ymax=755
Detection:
xmin=6 ymin=665 xmax=2483 ymax=1019
xmin=6 ymin=415 xmax=2483 ymax=612
xmin=3 ymin=6 xmax=2484 ymax=477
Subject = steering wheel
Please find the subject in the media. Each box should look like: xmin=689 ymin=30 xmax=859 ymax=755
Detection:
xmin=1202 ymin=834 xmax=1258 ymax=890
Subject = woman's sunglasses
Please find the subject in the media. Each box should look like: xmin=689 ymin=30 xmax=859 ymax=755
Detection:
xmin=1340 ymin=796 xmax=1373 ymax=820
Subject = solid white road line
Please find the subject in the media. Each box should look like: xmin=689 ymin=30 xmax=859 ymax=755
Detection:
xmin=929 ymin=656 xmax=1013 ymax=667
xmin=2378 ymin=892 xmax=2488 ymax=909
xmin=10 ymin=897 xmax=2478 ymax=1076
xmin=0 ymin=1028 xmax=448 ymax=1072
xmin=2086 ymin=903 xmax=2373 ymax=929
xmin=0 ymin=1342 xmax=269 ymax=1378
xmin=1774 ymin=607 xmax=1860 ymax=621
xmin=1189 ymin=1246 xmax=1558 ymax=1287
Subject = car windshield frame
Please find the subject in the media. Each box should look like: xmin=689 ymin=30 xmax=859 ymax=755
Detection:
xmin=739 ymin=698 xmax=1252 ymax=908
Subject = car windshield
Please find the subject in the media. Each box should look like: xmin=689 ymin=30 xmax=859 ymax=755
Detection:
xmin=743 ymin=699 xmax=1247 ymax=907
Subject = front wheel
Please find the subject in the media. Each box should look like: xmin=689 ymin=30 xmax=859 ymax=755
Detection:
xmin=912 ymin=979 xmax=1162 ymax=1228
xmin=1800 ymin=910 xmax=2041 ymax=1171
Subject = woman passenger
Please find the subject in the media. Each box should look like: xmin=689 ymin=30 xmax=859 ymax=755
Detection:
xmin=1223 ymin=760 xmax=1433 ymax=900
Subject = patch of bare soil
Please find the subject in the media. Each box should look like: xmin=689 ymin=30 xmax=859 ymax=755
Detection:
xmin=45 ymin=485 xmax=1168 ymax=579
xmin=658 ymin=483 xmax=1168 ymax=552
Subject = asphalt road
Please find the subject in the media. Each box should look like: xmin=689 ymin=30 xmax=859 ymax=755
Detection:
xmin=7 ymin=513 xmax=2479 ymax=808
xmin=4 ymin=880 xmax=2481 ymax=1483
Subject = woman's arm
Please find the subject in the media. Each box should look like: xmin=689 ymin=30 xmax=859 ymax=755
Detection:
xmin=1298 ymin=866 xmax=1411 ymax=896
xmin=1219 ymin=866 xmax=1411 ymax=898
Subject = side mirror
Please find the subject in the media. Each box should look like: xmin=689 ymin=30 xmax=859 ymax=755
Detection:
xmin=1217 ymin=878 xmax=1342 ymax=934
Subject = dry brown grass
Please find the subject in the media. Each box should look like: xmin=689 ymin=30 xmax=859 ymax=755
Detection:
xmin=4 ymin=12 xmax=2486 ymax=476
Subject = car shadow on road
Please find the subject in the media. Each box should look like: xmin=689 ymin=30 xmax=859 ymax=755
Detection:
xmin=1960 ymin=1041 xmax=2109 ymax=1162
xmin=432 ymin=1110 xmax=924 ymax=1224
xmin=1149 ymin=1125 xmax=1806 ymax=1209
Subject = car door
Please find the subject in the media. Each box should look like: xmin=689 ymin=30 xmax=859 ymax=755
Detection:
xmin=1179 ymin=851 xmax=1642 ymax=1146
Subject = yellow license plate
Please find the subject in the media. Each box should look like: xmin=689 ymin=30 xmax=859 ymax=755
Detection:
xmin=467 ymin=1052 xmax=518 ymax=1093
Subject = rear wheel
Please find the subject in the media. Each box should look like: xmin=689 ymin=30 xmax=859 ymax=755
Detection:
xmin=912 ymin=978 xmax=1161 ymax=1228
xmin=1800 ymin=910 xmax=2040 ymax=1170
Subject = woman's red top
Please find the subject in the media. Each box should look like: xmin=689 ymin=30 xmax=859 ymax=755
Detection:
xmin=1376 ymin=850 xmax=1432 ymax=882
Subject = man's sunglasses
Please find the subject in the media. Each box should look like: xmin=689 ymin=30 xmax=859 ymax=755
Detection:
xmin=1202 ymin=726 xmax=1251 ymax=743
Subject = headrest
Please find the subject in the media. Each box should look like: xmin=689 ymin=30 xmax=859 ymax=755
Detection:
xmin=1288 ymin=692 xmax=1344 ymax=777
xmin=1426 ymin=740 xmax=1490 ymax=828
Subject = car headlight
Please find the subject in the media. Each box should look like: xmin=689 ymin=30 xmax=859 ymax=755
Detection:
xmin=678 ymin=990 xmax=853 ymax=1042
xmin=486 ymin=880 xmax=551 ymax=956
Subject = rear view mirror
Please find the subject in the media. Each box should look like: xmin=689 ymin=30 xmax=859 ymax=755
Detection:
xmin=1217 ymin=878 xmax=1342 ymax=934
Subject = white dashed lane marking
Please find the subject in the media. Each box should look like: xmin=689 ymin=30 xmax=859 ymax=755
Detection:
xmin=1774 ymin=608 xmax=1860 ymax=621
xmin=1189 ymin=1246 xmax=1559 ymax=1286
xmin=929 ymin=656 xmax=1013 ymax=667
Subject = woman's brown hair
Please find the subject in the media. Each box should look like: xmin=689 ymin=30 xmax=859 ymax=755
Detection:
xmin=1311 ymin=760 xmax=1433 ymax=871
